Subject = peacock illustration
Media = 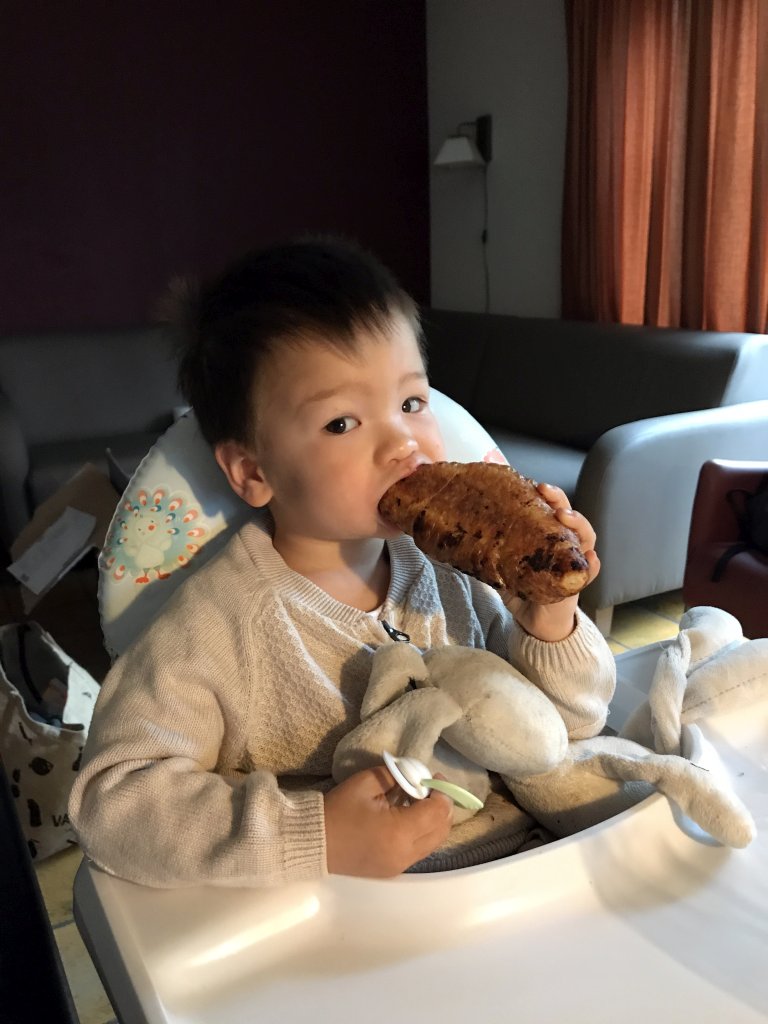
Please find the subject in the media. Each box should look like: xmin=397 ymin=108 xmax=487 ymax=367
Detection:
xmin=101 ymin=488 xmax=208 ymax=584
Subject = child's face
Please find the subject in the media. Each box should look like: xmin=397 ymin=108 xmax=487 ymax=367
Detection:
xmin=249 ymin=316 xmax=445 ymax=544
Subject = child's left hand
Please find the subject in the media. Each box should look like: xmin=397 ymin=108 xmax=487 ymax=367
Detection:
xmin=503 ymin=483 xmax=601 ymax=642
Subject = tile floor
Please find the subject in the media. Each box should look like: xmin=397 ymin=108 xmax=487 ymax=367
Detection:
xmin=1 ymin=569 xmax=685 ymax=1024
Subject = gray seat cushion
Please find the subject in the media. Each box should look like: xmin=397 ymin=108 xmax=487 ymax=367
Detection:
xmin=488 ymin=428 xmax=586 ymax=501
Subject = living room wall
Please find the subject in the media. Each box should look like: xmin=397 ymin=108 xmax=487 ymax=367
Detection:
xmin=427 ymin=0 xmax=567 ymax=317
xmin=1 ymin=2 xmax=429 ymax=332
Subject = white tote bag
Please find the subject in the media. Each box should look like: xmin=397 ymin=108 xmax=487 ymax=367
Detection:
xmin=0 ymin=622 xmax=98 ymax=860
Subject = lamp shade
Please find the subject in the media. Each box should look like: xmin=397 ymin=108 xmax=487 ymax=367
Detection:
xmin=434 ymin=134 xmax=485 ymax=168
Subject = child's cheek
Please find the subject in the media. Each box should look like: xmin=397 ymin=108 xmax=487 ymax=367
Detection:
xmin=426 ymin=419 xmax=447 ymax=461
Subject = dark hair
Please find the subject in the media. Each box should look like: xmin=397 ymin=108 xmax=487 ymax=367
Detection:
xmin=173 ymin=236 xmax=422 ymax=446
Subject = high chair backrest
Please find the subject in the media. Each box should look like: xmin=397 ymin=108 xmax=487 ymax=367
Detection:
xmin=98 ymin=389 xmax=507 ymax=658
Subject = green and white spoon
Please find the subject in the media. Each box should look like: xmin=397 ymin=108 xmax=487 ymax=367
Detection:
xmin=382 ymin=750 xmax=484 ymax=811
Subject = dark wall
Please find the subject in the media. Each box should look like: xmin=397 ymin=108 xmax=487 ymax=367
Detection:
xmin=1 ymin=1 xmax=429 ymax=332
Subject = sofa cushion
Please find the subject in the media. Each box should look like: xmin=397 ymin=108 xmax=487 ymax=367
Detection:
xmin=420 ymin=310 xmax=768 ymax=452
xmin=475 ymin=318 xmax=768 ymax=450
xmin=486 ymin=428 xmax=586 ymax=500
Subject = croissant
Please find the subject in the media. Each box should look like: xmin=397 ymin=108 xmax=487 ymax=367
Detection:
xmin=379 ymin=461 xmax=590 ymax=603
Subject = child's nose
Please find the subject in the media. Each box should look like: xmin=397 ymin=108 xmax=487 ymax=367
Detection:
xmin=379 ymin=421 xmax=418 ymax=462
xmin=394 ymin=435 xmax=418 ymax=459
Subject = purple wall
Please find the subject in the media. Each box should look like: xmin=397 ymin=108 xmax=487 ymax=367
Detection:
xmin=1 ymin=2 xmax=429 ymax=332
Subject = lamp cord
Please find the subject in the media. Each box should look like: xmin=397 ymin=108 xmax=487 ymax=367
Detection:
xmin=481 ymin=165 xmax=490 ymax=313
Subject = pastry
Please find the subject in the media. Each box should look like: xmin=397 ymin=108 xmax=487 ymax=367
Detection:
xmin=379 ymin=462 xmax=590 ymax=602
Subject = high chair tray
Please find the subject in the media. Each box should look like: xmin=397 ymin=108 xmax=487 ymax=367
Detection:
xmin=73 ymin=647 xmax=768 ymax=1024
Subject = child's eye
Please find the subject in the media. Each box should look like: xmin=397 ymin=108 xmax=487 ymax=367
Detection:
xmin=402 ymin=396 xmax=426 ymax=414
xmin=324 ymin=416 xmax=360 ymax=435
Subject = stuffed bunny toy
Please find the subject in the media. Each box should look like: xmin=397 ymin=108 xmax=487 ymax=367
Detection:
xmin=333 ymin=607 xmax=764 ymax=870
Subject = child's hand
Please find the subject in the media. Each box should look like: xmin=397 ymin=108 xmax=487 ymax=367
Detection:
xmin=324 ymin=766 xmax=453 ymax=877
xmin=503 ymin=483 xmax=601 ymax=642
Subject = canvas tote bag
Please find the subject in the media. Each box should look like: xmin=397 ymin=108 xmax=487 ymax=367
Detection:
xmin=0 ymin=622 xmax=98 ymax=860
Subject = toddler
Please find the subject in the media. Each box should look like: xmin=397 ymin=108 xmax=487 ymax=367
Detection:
xmin=69 ymin=238 xmax=615 ymax=886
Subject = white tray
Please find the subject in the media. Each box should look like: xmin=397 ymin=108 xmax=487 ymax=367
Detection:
xmin=74 ymin=656 xmax=768 ymax=1024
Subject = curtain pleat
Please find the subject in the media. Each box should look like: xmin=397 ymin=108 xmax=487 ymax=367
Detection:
xmin=562 ymin=0 xmax=768 ymax=333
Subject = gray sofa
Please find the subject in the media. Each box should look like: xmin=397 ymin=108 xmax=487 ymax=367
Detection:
xmin=2 ymin=316 xmax=767 ymax=636
xmin=0 ymin=326 xmax=180 ymax=557
xmin=421 ymin=310 xmax=768 ymax=633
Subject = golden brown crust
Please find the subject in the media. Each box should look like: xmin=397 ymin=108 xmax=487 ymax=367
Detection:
xmin=379 ymin=462 xmax=590 ymax=603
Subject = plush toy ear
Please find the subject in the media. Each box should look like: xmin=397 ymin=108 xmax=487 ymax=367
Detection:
xmin=620 ymin=605 xmax=768 ymax=750
xmin=332 ymin=687 xmax=464 ymax=783
xmin=681 ymin=637 xmax=768 ymax=720
xmin=360 ymin=644 xmax=429 ymax=719
xmin=504 ymin=734 xmax=755 ymax=849
xmin=423 ymin=646 xmax=568 ymax=776
xmin=678 ymin=605 xmax=746 ymax=668
xmin=507 ymin=603 xmax=767 ymax=850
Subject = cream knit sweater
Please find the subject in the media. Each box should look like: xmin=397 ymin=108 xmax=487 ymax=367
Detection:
xmin=69 ymin=515 xmax=616 ymax=888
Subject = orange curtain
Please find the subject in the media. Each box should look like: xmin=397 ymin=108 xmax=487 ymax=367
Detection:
xmin=562 ymin=0 xmax=768 ymax=333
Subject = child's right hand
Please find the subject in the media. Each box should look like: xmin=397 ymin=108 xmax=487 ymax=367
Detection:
xmin=323 ymin=766 xmax=453 ymax=877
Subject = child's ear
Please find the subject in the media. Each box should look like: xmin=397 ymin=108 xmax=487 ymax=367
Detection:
xmin=214 ymin=440 xmax=273 ymax=508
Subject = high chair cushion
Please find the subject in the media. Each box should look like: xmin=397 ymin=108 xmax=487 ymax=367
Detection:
xmin=98 ymin=390 xmax=507 ymax=657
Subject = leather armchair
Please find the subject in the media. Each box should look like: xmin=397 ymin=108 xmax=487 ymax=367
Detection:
xmin=683 ymin=459 xmax=768 ymax=639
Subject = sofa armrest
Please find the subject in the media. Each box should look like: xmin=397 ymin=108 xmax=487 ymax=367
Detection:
xmin=574 ymin=400 xmax=768 ymax=615
xmin=0 ymin=388 xmax=30 ymax=554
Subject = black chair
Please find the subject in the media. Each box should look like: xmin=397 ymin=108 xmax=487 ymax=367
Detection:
xmin=0 ymin=756 xmax=79 ymax=1024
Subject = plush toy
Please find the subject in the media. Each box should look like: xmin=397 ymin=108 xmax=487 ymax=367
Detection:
xmin=333 ymin=606 xmax=765 ymax=869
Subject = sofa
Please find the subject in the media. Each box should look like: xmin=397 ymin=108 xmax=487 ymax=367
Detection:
xmin=0 ymin=326 xmax=181 ymax=558
xmin=421 ymin=310 xmax=768 ymax=633
xmin=2 ymin=316 xmax=767 ymax=635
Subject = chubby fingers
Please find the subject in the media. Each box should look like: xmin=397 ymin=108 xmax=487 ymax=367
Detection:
xmin=537 ymin=482 xmax=571 ymax=511
xmin=538 ymin=483 xmax=594 ymax=547
xmin=324 ymin=766 xmax=453 ymax=878
xmin=381 ymin=766 xmax=454 ymax=860
xmin=557 ymin=506 xmax=596 ymax=551
xmin=538 ymin=483 xmax=600 ymax=582
xmin=397 ymin=787 xmax=454 ymax=850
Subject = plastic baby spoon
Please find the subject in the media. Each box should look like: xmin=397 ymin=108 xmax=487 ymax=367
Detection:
xmin=382 ymin=750 xmax=484 ymax=810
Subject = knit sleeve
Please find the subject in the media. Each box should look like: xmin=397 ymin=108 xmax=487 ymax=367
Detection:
xmin=466 ymin=581 xmax=616 ymax=739
xmin=68 ymin=580 xmax=327 ymax=888
xmin=507 ymin=608 xmax=616 ymax=739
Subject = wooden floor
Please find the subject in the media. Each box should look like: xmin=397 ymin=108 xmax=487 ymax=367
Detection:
xmin=1 ymin=568 xmax=684 ymax=1024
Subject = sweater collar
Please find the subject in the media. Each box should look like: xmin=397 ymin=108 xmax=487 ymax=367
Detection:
xmin=237 ymin=513 xmax=425 ymax=625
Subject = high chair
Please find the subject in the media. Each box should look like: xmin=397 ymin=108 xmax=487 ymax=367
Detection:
xmin=73 ymin=394 xmax=768 ymax=1024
